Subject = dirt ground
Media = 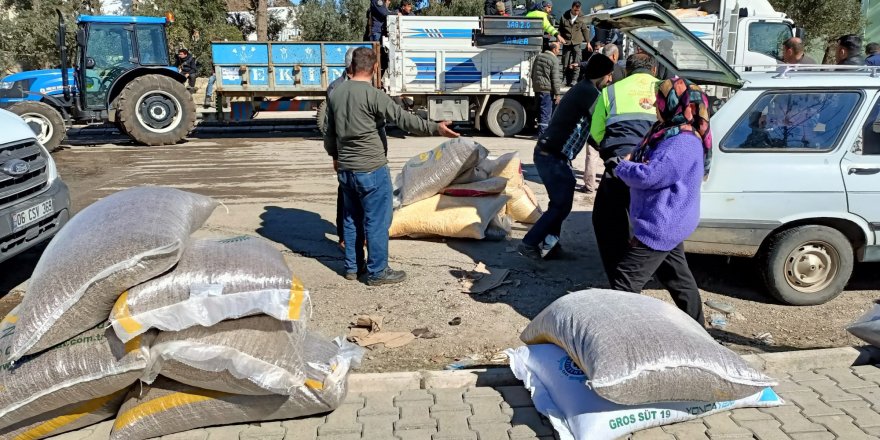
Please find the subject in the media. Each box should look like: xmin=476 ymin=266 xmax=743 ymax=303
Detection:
xmin=1 ymin=126 xmax=877 ymax=373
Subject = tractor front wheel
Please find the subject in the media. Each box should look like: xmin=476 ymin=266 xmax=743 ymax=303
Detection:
xmin=116 ymin=75 xmax=196 ymax=145
xmin=8 ymin=101 xmax=65 ymax=150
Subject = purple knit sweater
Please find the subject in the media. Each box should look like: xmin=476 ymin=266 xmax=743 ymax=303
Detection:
xmin=615 ymin=133 xmax=703 ymax=252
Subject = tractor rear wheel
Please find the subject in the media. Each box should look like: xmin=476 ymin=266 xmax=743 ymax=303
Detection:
xmin=8 ymin=101 xmax=65 ymax=150
xmin=116 ymin=75 xmax=196 ymax=145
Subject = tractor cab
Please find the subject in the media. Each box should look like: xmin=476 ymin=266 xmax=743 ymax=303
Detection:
xmin=0 ymin=12 xmax=195 ymax=150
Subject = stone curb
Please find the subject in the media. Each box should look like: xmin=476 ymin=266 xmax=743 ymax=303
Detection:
xmin=347 ymin=346 xmax=880 ymax=393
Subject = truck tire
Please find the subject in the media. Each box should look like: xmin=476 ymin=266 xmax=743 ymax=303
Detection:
xmin=316 ymin=101 xmax=328 ymax=135
xmin=485 ymin=98 xmax=526 ymax=137
xmin=8 ymin=101 xmax=65 ymax=151
xmin=116 ymin=74 xmax=196 ymax=146
xmin=760 ymin=225 xmax=853 ymax=306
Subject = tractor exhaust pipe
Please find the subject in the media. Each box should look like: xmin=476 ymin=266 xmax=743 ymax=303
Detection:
xmin=56 ymin=9 xmax=71 ymax=102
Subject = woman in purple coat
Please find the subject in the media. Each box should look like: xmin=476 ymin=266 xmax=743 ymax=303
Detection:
xmin=610 ymin=76 xmax=712 ymax=326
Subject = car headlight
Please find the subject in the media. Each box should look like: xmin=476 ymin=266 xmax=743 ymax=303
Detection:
xmin=39 ymin=143 xmax=59 ymax=184
xmin=0 ymin=81 xmax=13 ymax=90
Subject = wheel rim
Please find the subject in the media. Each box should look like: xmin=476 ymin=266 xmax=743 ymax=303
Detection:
xmin=20 ymin=112 xmax=54 ymax=145
xmin=496 ymin=106 xmax=520 ymax=131
xmin=784 ymin=240 xmax=840 ymax=293
xmin=135 ymin=91 xmax=183 ymax=134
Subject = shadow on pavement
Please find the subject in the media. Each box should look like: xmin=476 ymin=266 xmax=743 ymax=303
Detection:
xmin=256 ymin=205 xmax=345 ymax=275
xmin=0 ymin=242 xmax=47 ymax=316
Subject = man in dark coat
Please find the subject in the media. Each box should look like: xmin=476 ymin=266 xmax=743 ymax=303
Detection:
xmin=558 ymin=1 xmax=592 ymax=86
xmin=175 ymin=48 xmax=198 ymax=90
xmin=837 ymin=34 xmax=865 ymax=66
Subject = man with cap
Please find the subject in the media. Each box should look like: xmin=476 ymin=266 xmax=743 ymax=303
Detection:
xmin=526 ymin=1 xmax=566 ymax=45
xmin=518 ymin=54 xmax=615 ymax=260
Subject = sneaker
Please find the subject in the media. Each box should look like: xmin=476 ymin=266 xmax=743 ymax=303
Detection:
xmin=517 ymin=242 xmax=542 ymax=261
xmin=366 ymin=268 xmax=407 ymax=286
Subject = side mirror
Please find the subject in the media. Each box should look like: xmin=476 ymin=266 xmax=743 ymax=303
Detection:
xmin=795 ymin=27 xmax=806 ymax=40
xmin=76 ymin=29 xmax=86 ymax=47
xmin=86 ymin=57 xmax=96 ymax=69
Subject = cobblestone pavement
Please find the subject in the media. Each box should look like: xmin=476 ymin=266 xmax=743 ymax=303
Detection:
xmin=57 ymin=364 xmax=880 ymax=440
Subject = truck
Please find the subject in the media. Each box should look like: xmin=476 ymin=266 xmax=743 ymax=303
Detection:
xmin=383 ymin=15 xmax=543 ymax=137
xmin=0 ymin=12 xmax=195 ymax=150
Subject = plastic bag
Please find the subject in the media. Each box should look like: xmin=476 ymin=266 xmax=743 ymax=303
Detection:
xmin=847 ymin=300 xmax=880 ymax=347
xmin=520 ymin=290 xmax=777 ymax=405
xmin=110 ymin=333 xmax=362 ymax=440
xmin=8 ymin=186 xmax=216 ymax=361
xmin=144 ymin=315 xmax=307 ymax=395
xmin=110 ymin=236 xmax=310 ymax=343
xmin=389 ymin=194 xmax=509 ymax=239
xmin=0 ymin=306 xmax=152 ymax=428
xmin=507 ymin=344 xmax=783 ymax=440
xmin=0 ymin=390 xmax=126 ymax=440
xmin=396 ymin=138 xmax=489 ymax=206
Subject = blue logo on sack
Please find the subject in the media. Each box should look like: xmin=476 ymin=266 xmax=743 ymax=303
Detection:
xmin=558 ymin=356 xmax=585 ymax=380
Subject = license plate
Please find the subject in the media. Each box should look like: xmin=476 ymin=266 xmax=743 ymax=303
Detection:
xmin=12 ymin=199 xmax=53 ymax=231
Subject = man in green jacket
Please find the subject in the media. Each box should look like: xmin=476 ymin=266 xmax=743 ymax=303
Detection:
xmin=525 ymin=1 xmax=566 ymax=45
xmin=531 ymin=41 xmax=563 ymax=138
xmin=324 ymin=48 xmax=459 ymax=286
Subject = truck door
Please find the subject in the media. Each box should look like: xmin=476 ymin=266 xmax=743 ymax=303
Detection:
xmin=842 ymin=92 xmax=880 ymax=246
xmin=735 ymin=19 xmax=793 ymax=69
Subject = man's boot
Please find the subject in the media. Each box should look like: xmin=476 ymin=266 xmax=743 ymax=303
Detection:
xmin=203 ymin=94 xmax=213 ymax=109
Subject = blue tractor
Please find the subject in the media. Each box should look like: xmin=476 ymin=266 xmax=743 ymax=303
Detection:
xmin=0 ymin=12 xmax=196 ymax=149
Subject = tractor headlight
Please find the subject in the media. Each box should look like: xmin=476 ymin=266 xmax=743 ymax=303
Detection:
xmin=0 ymin=81 xmax=14 ymax=90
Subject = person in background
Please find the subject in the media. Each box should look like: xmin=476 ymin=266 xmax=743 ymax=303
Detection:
xmin=602 ymin=43 xmax=625 ymax=83
xmin=866 ymin=42 xmax=880 ymax=66
xmin=176 ymin=48 xmax=198 ymax=91
xmin=609 ymin=77 xmax=712 ymax=326
xmin=590 ymin=53 xmax=659 ymax=282
xmin=781 ymin=37 xmax=816 ymax=65
xmin=517 ymin=55 xmax=615 ymax=260
xmin=203 ymin=74 xmax=216 ymax=109
xmin=531 ymin=40 xmax=564 ymax=139
xmin=486 ymin=0 xmax=512 ymax=15
xmin=837 ymin=34 xmax=865 ymax=66
xmin=526 ymin=1 xmax=566 ymax=45
xmin=495 ymin=1 xmax=510 ymax=15
xmin=366 ymin=0 xmax=393 ymax=42
xmin=324 ymin=48 xmax=459 ymax=285
xmin=559 ymin=1 xmax=592 ymax=86
xmin=655 ymin=40 xmax=675 ymax=80
xmin=398 ymin=0 xmax=415 ymax=15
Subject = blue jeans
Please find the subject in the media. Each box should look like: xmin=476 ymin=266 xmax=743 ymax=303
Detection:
xmin=206 ymin=74 xmax=216 ymax=96
xmin=338 ymin=165 xmax=393 ymax=277
xmin=522 ymin=148 xmax=575 ymax=247
xmin=535 ymin=92 xmax=554 ymax=138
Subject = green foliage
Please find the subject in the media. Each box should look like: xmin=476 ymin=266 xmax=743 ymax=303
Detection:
xmin=770 ymin=0 xmax=864 ymax=61
xmin=420 ymin=0 xmax=482 ymax=16
xmin=295 ymin=0 xmax=368 ymax=41
xmin=136 ymin=0 xmax=242 ymax=75
xmin=0 ymin=0 xmax=98 ymax=72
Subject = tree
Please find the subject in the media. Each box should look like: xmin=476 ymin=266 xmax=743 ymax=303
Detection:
xmin=254 ymin=0 xmax=268 ymax=40
xmin=295 ymin=0 xmax=367 ymax=41
xmin=769 ymin=0 xmax=864 ymax=63
xmin=136 ymin=0 xmax=242 ymax=75
xmin=420 ymin=0 xmax=481 ymax=16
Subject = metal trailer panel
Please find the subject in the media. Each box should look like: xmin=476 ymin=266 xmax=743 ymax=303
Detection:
xmin=386 ymin=16 xmax=537 ymax=97
xmin=211 ymin=41 xmax=375 ymax=94
xmin=391 ymin=16 xmax=480 ymax=50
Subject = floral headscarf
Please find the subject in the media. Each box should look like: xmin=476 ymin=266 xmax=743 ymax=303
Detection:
xmin=634 ymin=76 xmax=713 ymax=175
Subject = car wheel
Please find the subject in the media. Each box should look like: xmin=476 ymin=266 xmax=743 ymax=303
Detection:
xmin=485 ymin=98 xmax=526 ymax=137
xmin=760 ymin=225 xmax=853 ymax=305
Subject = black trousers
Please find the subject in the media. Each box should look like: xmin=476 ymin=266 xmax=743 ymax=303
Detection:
xmin=610 ymin=241 xmax=705 ymax=325
xmin=592 ymin=172 xmax=631 ymax=283
xmin=562 ymin=45 xmax=581 ymax=86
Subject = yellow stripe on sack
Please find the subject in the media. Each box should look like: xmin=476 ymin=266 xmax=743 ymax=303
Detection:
xmin=288 ymin=277 xmax=305 ymax=320
xmin=123 ymin=335 xmax=142 ymax=354
xmin=111 ymin=292 xmax=142 ymax=334
xmin=1 ymin=314 xmax=17 ymax=325
xmin=14 ymin=392 xmax=121 ymax=440
xmin=114 ymin=389 xmax=230 ymax=430
xmin=304 ymin=378 xmax=324 ymax=390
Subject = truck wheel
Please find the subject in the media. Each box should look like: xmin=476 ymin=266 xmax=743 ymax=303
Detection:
xmin=8 ymin=101 xmax=65 ymax=150
xmin=316 ymin=101 xmax=328 ymax=135
xmin=760 ymin=225 xmax=853 ymax=306
xmin=116 ymin=75 xmax=196 ymax=146
xmin=485 ymin=98 xmax=526 ymax=137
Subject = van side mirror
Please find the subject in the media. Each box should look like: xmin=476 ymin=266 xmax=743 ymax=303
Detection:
xmin=795 ymin=27 xmax=805 ymax=40
xmin=85 ymin=57 xmax=96 ymax=69
xmin=76 ymin=29 xmax=86 ymax=47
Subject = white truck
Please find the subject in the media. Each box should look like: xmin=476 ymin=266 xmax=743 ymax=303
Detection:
xmin=383 ymin=15 xmax=542 ymax=137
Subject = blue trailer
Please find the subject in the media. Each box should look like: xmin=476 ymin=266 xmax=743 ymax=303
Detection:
xmin=210 ymin=41 xmax=380 ymax=121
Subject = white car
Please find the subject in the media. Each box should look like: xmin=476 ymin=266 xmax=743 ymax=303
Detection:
xmin=0 ymin=108 xmax=70 ymax=264
xmin=594 ymin=3 xmax=880 ymax=306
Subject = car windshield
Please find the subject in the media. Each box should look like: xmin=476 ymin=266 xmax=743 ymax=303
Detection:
xmin=629 ymin=25 xmax=729 ymax=73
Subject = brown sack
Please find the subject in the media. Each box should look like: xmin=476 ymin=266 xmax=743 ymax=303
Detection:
xmin=507 ymin=184 xmax=543 ymax=224
xmin=390 ymin=194 xmax=509 ymax=239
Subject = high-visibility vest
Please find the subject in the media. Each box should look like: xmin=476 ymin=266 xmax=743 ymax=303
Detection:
xmin=590 ymin=72 xmax=659 ymax=158
xmin=524 ymin=10 xmax=558 ymax=36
